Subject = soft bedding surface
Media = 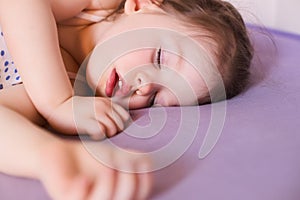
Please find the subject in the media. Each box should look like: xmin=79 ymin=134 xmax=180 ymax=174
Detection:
xmin=1 ymin=27 xmax=300 ymax=200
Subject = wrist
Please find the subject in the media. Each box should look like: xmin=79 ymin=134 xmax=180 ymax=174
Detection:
xmin=45 ymin=97 xmax=78 ymax=134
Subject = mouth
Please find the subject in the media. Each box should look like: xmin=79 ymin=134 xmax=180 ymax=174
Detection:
xmin=105 ymin=68 xmax=131 ymax=97
xmin=105 ymin=68 xmax=119 ymax=97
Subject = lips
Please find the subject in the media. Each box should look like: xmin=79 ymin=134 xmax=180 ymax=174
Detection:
xmin=105 ymin=68 xmax=119 ymax=97
xmin=105 ymin=68 xmax=132 ymax=98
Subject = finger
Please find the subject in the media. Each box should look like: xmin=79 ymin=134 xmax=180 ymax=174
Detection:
xmin=121 ymin=155 xmax=153 ymax=200
xmin=112 ymin=103 xmax=131 ymax=123
xmin=88 ymin=168 xmax=116 ymax=200
xmin=136 ymin=172 xmax=153 ymax=200
xmin=95 ymin=115 xmax=118 ymax=137
xmin=89 ymin=123 xmax=106 ymax=140
xmin=113 ymin=172 xmax=137 ymax=200
xmin=129 ymin=154 xmax=153 ymax=199
xmin=107 ymin=110 xmax=125 ymax=131
xmin=83 ymin=119 xmax=106 ymax=140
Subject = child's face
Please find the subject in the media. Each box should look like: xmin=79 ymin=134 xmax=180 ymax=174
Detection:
xmin=86 ymin=5 xmax=216 ymax=109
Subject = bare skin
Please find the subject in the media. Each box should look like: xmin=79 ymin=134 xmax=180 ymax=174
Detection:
xmin=0 ymin=0 xmax=152 ymax=197
xmin=0 ymin=0 xmax=206 ymax=199
xmin=0 ymin=84 xmax=152 ymax=200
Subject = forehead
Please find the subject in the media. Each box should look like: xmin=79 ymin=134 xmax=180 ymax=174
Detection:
xmin=112 ymin=8 xmax=185 ymax=34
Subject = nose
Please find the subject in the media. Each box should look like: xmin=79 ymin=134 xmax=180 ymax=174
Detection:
xmin=136 ymin=83 xmax=155 ymax=96
xmin=135 ymin=73 xmax=155 ymax=96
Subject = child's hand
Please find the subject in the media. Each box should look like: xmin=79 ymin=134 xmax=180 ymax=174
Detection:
xmin=73 ymin=96 xmax=131 ymax=139
xmin=40 ymin=141 xmax=152 ymax=200
xmin=47 ymin=96 xmax=130 ymax=139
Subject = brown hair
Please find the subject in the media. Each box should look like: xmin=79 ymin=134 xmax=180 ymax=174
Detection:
xmin=108 ymin=0 xmax=254 ymax=103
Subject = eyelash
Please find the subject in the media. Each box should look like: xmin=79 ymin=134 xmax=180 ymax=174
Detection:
xmin=155 ymin=47 xmax=162 ymax=69
xmin=149 ymin=47 xmax=162 ymax=106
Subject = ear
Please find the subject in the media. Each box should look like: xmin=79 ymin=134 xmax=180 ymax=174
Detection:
xmin=124 ymin=0 xmax=157 ymax=14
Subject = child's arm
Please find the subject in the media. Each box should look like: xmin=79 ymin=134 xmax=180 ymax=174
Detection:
xmin=0 ymin=0 xmax=129 ymax=138
xmin=0 ymin=104 xmax=152 ymax=200
xmin=0 ymin=0 xmax=82 ymax=116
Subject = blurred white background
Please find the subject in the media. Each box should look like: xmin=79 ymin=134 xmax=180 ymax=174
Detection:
xmin=225 ymin=0 xmax=300 ymax=34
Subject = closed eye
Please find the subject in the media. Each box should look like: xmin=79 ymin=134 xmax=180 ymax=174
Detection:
xmin=155 ymin=47 xmax=162 ymax=69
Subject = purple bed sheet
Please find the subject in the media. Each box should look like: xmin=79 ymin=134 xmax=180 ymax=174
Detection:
xmin=1 ymin=26 xmax=300 ymax=200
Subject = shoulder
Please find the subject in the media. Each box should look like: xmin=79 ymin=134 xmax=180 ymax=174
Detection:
xmin=50 ymin=0 xmax=94 ymax=21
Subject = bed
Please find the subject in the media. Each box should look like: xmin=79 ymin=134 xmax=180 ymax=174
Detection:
xmin=1 ymin=26 xmax=300 ymax=200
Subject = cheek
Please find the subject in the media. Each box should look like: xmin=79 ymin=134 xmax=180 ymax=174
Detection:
xmin=86 ymin=58 xmax=113 ymax=97
xmin=128 ymin=95 xmax=150 ymax=109
xmin=156 ymin=90 xmax=178 ymax=106
xmin=115 ymin=50 xmax=153 ymax=71
xmin=162 ymin=51 xmax=180 ymax=70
